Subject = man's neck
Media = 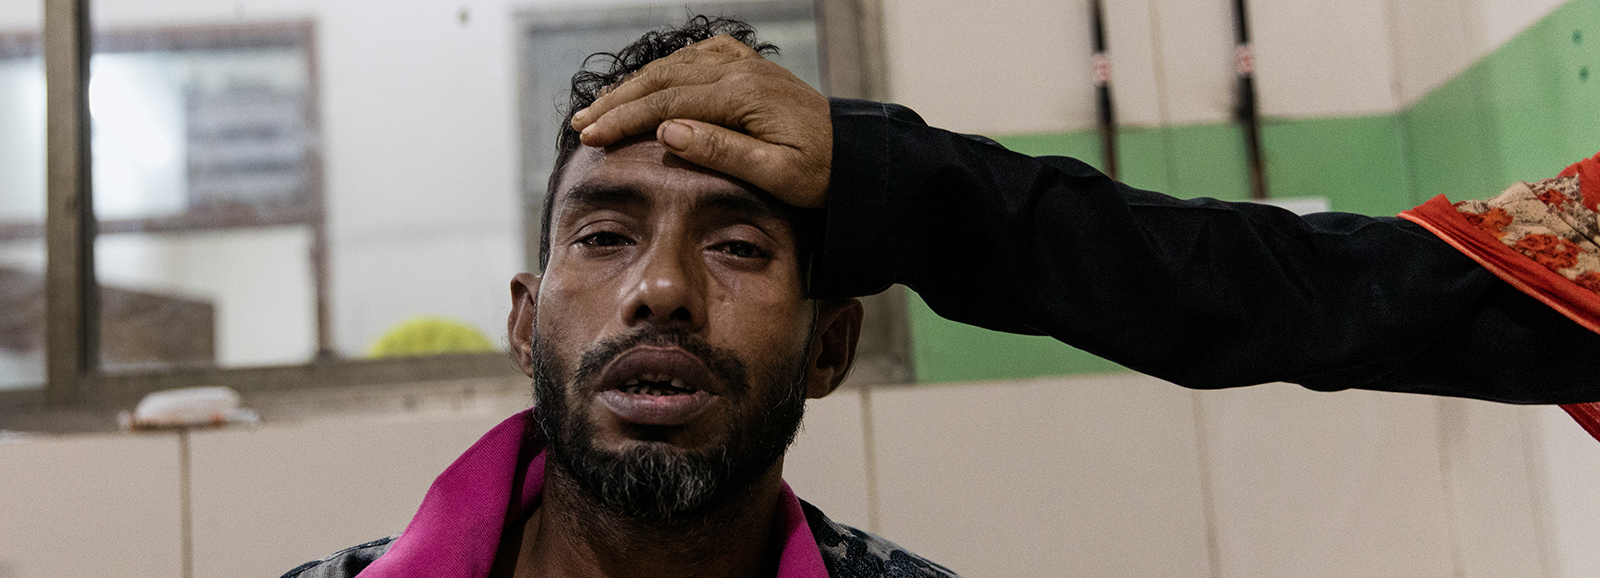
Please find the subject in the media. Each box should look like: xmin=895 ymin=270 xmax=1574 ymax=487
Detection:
xmin=498 ymin=459 xmax=785 ymax=578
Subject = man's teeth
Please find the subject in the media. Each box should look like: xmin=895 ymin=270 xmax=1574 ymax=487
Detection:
xmin=619 ymin=374 xmax=694 ymax=396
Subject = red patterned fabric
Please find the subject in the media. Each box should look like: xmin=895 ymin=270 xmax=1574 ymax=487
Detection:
xmin=1400 ymin=152 xmax=1600 ymax=442
xmin=1559 ymin=151 xmax=1600 ymax=211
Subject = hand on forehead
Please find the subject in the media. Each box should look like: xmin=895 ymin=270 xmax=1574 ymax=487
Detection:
xmin=570 ymin=35 xmax=833 ymax=210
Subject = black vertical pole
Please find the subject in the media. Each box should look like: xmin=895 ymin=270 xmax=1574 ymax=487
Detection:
xmin=1231 ymin=0 xmax=1269 ymax=199
xmin=1090 ymin=0 xmax=1119 ymax=179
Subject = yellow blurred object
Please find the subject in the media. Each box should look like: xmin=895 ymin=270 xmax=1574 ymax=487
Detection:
xmin=367 ymin=316 xmax=498 ymax=358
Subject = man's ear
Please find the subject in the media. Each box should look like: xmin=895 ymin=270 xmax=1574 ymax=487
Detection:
xmin=508 ymin=273 xmax=542 ymax=377
xmin=804 ymin=298 xmax=864 ymax=399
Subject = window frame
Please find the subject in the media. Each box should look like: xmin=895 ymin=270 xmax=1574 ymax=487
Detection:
xmin=3 ymin=20 xmax=331 ymax=365
xmin=4 ymin=0 xmax=896 ymax=430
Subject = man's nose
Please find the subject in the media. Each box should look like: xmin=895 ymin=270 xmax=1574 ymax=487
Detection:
xmin=620 ymin=240 xmax=706 ymax=331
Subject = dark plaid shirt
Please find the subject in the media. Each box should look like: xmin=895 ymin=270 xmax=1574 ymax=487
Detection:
xmin=283 ymin=500 xmax=960 ymax=578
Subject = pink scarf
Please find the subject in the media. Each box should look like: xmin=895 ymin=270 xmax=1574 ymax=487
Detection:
xmin=1400 ymin=152 xmax=1600 ymax=442
xmin=358 ymin=409 xmax=830 ymax=578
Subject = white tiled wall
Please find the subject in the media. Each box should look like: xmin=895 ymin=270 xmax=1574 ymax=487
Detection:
xmin=186 ymin=413 xmax=508 ymax=578
xmin=1249 ymin=0 xmax=1399 ymax=118
xmin=1528 ymin=404 xmax=1600 ymax=578
xmin=880 ymin=0 xmax=1101 ymax=135
xmin=0 ymin=433 xmax=185 ymax=578
xmin=3 ymin=374 xmax=1599 ymax=578
xmin=1199 ymin=384 xmax=1455 ymax=578
xmin=784 ymin=386 xmax=873 ymax=528
xmin=1434 ymin=398 xmax=1546 ymax=578
xmin=870 ymin=374 xmax=1213 ymax=578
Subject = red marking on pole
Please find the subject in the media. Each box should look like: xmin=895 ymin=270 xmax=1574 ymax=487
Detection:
xmin=1092 ymin=53 xmax=1112 ymax=86
xmin=1235 ymin=44 xmax=1255 ymax=76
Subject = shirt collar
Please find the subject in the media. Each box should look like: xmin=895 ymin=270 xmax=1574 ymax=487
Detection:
xmin=357 ymin=409 xmax=828 ymax=578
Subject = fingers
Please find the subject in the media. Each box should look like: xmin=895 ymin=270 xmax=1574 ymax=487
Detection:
xmin=657 ymin=119 xmax=829 ymax=209
xmin=578 ymin=82 xmax=747 ymax=148
xmin=574 ymin=63 xmax=731 ymax=138
xmin=572 ymin=35 xmax=759 ymax=132
xmin=561 ymin=34 xmax=834 ymax=209
xmin=686 ymin=34 xmax=763 ymax=58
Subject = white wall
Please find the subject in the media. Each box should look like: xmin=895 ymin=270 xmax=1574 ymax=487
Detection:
xmin=880 ymin=0 xmax=1575 ymax=133
xmin=880 ymin=0 xmax=1099 ymax=134
xmin=1200 ymin=385 xmax=1457 ymax=578
xmin=868 ymin=375 xmax=1600 ymax=578
xmin=1249 ymin=0 xmax=1398 ymax=118
xmin=1384 ymin=0 xmax=1489 ymax=105
xmin=1386 ymin=0 xmax=1570 ymax=105
xmin=1136 ymin=0 xmax=1240 ymax=125
xmin=4 ymin=375 xmax=1597 ymax=578
xmin=0 ymin=432 xmax=184 ymax=578
xmin=872 ymin=374 xmax=1214 ymax=578
xmin=881 ymin=0 xmax=1399 ymax=132
xmin=1528 ymin=403 xmax=1600 ymax=578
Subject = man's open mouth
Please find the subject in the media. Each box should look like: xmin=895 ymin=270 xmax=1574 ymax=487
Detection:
xmin=619 ymin=373 xmax=697 ymax=396
xmin=595 ymin=347 xmax=720 ymax=426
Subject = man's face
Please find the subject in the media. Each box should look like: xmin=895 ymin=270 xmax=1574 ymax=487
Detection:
xmin=509 ymin=138 xmax=853 ymax=522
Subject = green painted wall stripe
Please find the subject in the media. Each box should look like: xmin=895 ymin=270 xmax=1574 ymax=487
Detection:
xmin=1261 ymin=116 xmax=1412 ymax=217
xmin=908 ymin=292 xmax=1127 ymax=384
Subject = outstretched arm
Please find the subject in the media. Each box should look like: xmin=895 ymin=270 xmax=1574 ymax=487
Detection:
xmin=818 ymin=99 xmax=1600 ymax=403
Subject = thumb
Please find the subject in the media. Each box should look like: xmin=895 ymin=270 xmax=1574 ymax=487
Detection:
xmin=657 ymin=119 xmax=827 ymax=209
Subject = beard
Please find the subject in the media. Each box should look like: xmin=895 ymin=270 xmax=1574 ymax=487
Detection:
xmin=531 ymin=327 xmax=809 ymax=525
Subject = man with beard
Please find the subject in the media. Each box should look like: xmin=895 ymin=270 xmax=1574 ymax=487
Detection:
xmin=283 ymin=17 xmax=958 ymax=578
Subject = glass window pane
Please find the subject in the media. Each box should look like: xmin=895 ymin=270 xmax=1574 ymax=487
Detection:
xmin=88 ymin=22 xmax=323 ymax=371
xmin=0 ymin=13 xmax=45 ymax=391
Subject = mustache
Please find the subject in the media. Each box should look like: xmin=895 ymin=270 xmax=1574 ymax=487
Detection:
xmin=569 ymin=327 xmax=749 ymax=396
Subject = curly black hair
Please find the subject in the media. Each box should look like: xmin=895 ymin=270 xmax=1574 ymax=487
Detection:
xmin=538 ymin=16 xmax=780 ymax=270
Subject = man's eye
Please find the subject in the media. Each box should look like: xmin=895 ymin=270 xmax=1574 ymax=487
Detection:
xmin=579 ymin=232 xmax=631 ymax=247
xmin=715 ymin=241 xmax=768 ymax=259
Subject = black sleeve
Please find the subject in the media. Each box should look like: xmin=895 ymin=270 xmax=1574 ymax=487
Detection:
xmin=812 ymin=98 xmax=1600 ymax=404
